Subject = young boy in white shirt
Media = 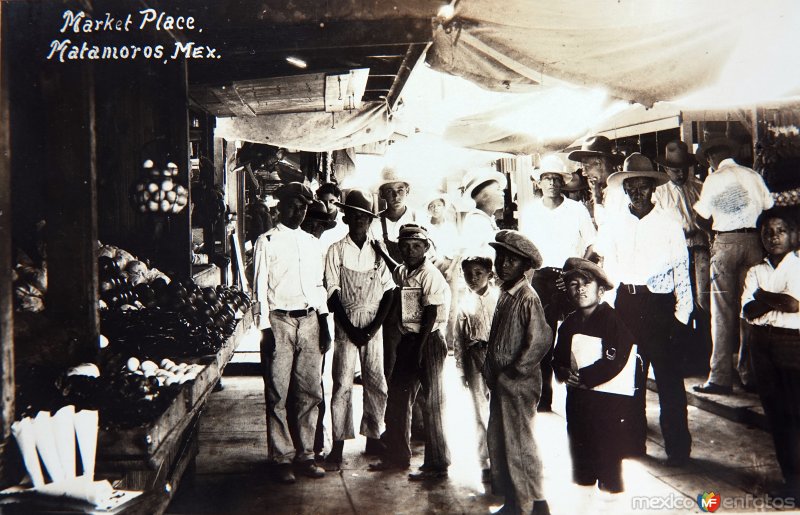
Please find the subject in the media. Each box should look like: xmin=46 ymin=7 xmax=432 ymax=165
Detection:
xmin=741 ymin=208 xmax=800 ymax=500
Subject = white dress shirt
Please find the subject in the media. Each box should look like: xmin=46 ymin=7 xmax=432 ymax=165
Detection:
xmin=594 ymin=206 xmax=693 ymax=324
xmin=518 ymin=196 xmax=596 ymax=268
xmin=693 ymin=158 xmax=773 ymax=231
xmin=368 ymin=207 xmax=425 ymax=243
xmin=741 ymin=251 xmax=800 ymax=329
xmin=324 ymin=234 xmax=394 ymax=298
xmin=592 ymin=185 xmax=629 ymax=227
xmin=253 ymin=224 xmax=328 ymax=329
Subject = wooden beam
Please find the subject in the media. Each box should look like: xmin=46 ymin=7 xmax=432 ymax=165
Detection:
xmin=387 ymin=43 xmax=427 ymax=110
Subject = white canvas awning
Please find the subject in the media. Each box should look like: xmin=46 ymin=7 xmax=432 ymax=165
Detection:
xmin=427 ymin=0 xmax=800 ymax=107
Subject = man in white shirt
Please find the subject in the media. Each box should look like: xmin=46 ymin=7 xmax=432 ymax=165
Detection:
xmin=567 ymin=135 xmax=626 ymax=226
xmin=253 ymin=182 xmax=332 ymax=483
xmin=369 ymin=167 xmax=426 ymax=267
xmin=594 ymin=154 xmax=693 ymax=466
xmin=692 ymin=135 xmax=774 ymax=395
xmin=317 ymin=182 xmax=349 ymax=253
xmin=459 ymin=168 xmax=507 ymax=259
xmin=519 ymin=154 xmax=596 ymax=411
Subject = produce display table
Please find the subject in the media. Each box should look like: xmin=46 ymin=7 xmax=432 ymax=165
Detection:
xmin=95 ymin=308 xmax=254 ymax=514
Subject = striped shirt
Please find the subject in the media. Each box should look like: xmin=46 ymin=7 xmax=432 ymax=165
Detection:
xmin=483 ymin=277 xmax=552 ymax=388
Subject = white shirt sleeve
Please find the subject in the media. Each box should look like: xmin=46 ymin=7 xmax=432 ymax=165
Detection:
xmin=324 ymin=242 xmax=341 ymax=298
xmin=693 ymin=176 xmax=714 ymax=219
xmin=252 ymin=235 xmax=272 ymax=330
xmin=577 ymin=203 xmax=598 ymax=255
xmin=740 ymin=265 xmax=760 ymax=318
xmin=670 ymin=222 xmax=693 ymax=325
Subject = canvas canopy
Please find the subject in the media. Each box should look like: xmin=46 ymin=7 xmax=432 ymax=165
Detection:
xmin=426 ymin=0 xmax=800 ymax=108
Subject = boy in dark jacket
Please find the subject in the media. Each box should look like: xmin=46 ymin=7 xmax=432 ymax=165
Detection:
xmin=553 ymin=257 xmax=638 ymax=494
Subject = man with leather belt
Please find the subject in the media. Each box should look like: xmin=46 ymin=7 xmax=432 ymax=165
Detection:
xmin=253 ymin=182 xmax=332 ymax=483
xmin=692 ymin=134 xmax=774 ymax=395
xmin=594 ymin=154 xmax=693 ymax=466
xmin=519 ymin=155 xmax=596 ymax=412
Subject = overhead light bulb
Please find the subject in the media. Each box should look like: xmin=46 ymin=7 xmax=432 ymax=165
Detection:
xmin=286 ymin=56 xmax=307 ymax=69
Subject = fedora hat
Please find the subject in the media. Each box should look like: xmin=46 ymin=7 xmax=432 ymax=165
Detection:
xmin=378 ymin=166 xmax=409 ymax=189
xmin=336 ymin=188 xmax=379 ymax=218
xmin=562 ymin=257 xmax=614 ymax=290
xmin=607 ymin=153 xmax=669 ymax=189
xmin=462 ymin=168 xmax=507 ymax=199
xmin=655 ymin=140 xmax=697 ymax=169
xmin=304 ymin=199 xmax=337 ymax=229
xmin=531 ymin=155 xmax=572 ymax=182
xmin=567 ymin=135 xmax=623 ymax=164
xmin=696 ymin=134 xmax=737 ymax=162
xmin=274 ymin=182 xmax=313 ymax=205
xmin=562 ymin=171 xmax=589 ymax=192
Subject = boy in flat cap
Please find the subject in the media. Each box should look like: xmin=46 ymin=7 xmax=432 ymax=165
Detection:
xmin=324 ymin=189 xmax=394 ymax=468
xmin=370 ymin=224 xmax=451 ymax=481
xmin=483 ymin=230 xmax=552 ymax=515
xmin=553 ymin=258 xmax=638 ymax=494
xmin=253 ymin=182 xmax=331 ymax=483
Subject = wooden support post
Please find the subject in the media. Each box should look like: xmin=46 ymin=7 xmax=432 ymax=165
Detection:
xmin=41 ymin=60 xmax=99 ymax=359
xmin=0 ymin=1 xmax=15 ymax=455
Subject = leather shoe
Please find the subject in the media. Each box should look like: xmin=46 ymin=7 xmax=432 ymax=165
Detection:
xmin=298 ymin=460 xmax=325 ymax=478
xmin=274 ymin=463 xmax=296 ymax=484
xmin=693 ymin=382 xmax=732 ymax=395
xmin=408 ymin=468 xmax=448 ymax=481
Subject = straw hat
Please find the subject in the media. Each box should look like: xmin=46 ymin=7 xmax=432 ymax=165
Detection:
xmin=531 ymin=155 xmax=572 ymax=182
xmin=607 ymin=153 xmax=669 ymax=189
xmin=462 ymin=169 xmax=507 ymax=199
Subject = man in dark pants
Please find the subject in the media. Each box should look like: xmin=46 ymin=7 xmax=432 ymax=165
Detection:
xmin=519 ymin=155 xmax=596 ymax=411
xmin=593 ymin=154 xmax=693 ymax=466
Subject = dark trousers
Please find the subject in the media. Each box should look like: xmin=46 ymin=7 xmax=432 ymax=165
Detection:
xmin=615 ymin=286 xmax=692 ymax=459
xmin=750 ymin=325 xmax=800 ymax=490
xmin=566 ymin=389 xmax=631 ymax=492
xmin=382 ymin=330 xmax=450 ymax=469
xmin=531 ymin=267 xmax=570 ymax=410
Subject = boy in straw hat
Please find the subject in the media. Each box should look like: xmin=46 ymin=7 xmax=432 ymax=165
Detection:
xmin=483 ymin=230 xmax=552 ymax=515
xmin=519 ymin=154 xmax=596 ymax=412
xmin=323 ymin=189 xmax=394 ymax=469
xmin=592 ymin=153 xmax=693 ymax=467
xmin=553 ymin=257 xmax=637 ymax=495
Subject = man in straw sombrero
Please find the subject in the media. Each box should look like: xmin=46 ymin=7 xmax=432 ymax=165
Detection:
xmin=592 ymin=153 xmax=693 ymax=467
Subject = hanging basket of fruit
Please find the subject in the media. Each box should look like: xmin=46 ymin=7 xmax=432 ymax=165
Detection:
xmin=130 ymin=160 xmax=189 ymax=214
xmin=130 ymin=140 xmax=189 ymax=215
